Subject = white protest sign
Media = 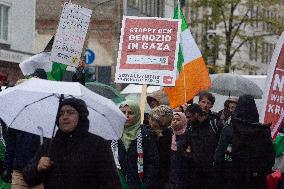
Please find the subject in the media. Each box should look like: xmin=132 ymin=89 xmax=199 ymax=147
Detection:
xmin=51 ymin=3 xmax=92 ymax=67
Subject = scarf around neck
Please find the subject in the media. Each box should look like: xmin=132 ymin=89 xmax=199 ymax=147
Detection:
xmin=120 ymin=100 xmax=141 ymax=151
xmin=171 ymin=112 xmax=187 ymax=151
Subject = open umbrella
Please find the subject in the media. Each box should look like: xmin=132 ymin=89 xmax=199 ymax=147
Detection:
xmin=210 ymin=73 xmax=263 ymax=99
xmin=0 ymin=78 xmax=125 ymax=140
xmin=85 ymin=82 xmax=125 ymax=104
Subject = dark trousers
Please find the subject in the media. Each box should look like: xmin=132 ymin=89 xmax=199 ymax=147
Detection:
xmin=227 ymin=175 xmax=268 ymax=189
xmin=191 ymin=167 xmax=216 ymax=189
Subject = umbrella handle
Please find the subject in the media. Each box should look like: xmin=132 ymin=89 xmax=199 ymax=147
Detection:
xmin=37 ymin=126 xmax=44 ymax=145
xmin=47 ymin=94 xmax=65 ymax=156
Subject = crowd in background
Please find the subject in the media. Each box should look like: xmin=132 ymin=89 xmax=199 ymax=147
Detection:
xmin=0 ymin=72 xmax=281 ymax=189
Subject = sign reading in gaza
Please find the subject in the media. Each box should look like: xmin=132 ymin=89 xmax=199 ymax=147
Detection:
xmin=262 ymin=32 xmax=284 ymax=140
xmin=115 ymin=16 xmax=181 ymax=86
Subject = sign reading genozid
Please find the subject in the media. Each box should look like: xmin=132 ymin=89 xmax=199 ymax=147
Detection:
xmin=261 ymin=32 xmax=284 ymax=140
xmin=115 ymin=16 xmax=181 ymax=86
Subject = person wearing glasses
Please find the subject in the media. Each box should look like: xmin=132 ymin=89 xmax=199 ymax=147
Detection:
xmin=23 ymin=98 xmax=120 ymax=189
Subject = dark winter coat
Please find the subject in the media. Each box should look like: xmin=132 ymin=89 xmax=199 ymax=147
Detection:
xmin=152 ymin=128 xmax=172 ymax=189
xmin=168 ymin=131 xmax=191 ymax=189
xmin=189 ymin=119 xmax=219 ymax=169
xmin=117 ymin=125 xmax=159 ymax=189
xmin=188 ymin=119 xmax=219 ymax=189
xmin=23 ymin=129 xmax=120 ymax=189
xmin=3 ymin=128 xmax=41 ymax=172
xmin=214 ymin=122 xmax=234 ymax=189
xmin=228 ymin=118 xmax=275 ymax=189
xmin=214 ymin=123 xmax=234 ymax=164
xmin=226 ymin=95 xmax=274 ymax=189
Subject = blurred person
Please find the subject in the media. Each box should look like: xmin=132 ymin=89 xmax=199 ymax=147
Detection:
xmin=218 ymin=97 xmax=238 ymax=128
xmin=148 ymin=105 xmax=173 ymax=189
xmin=111 ymin=100 xmax=158 ymax=189
xmin=271 ymin=124 xmax=284 ymax=189
xmin=186 ymin=104 xmax=219 ymax=189
xmin=167 ymin=112 xmax=191 ymax=189
xmin=1 ymin=76 xmax=46 ymax=189
xmin=0 ymin=72 xmax=8 ymax=91
xmin=23 ymin=98 xmax=120 ymax=189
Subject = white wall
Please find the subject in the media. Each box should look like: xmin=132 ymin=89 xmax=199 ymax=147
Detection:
xmin=164 ymin=0 xmax=174 ymax=18
xmin=7 ymin=0 xmax=35 ymax=53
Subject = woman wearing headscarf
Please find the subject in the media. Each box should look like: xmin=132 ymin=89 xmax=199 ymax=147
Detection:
xmin=22 ymin=98 xmax=120 ymax=189
xmin=167 ymin=112 xmax=191 ymax=189
xmin=222 ymin=95 xmax=274 ymax=189
xmin=112 ymin=100 xmax=158 ymax=189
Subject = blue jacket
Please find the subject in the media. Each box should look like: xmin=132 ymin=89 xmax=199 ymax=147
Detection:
xmin=4 ymin=128 xmax=41 ymax=172
xmin=118 ymin=126 xmax=159 ymax=189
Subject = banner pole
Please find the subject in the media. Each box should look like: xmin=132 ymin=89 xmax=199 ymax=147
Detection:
xmin=140 ymin=84 xmax=147 ymax=124
xmin=177 ymin=0 xmax=187 ymax=104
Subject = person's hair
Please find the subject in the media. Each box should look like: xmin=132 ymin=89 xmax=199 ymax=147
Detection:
xmin=149 ymin=105 xmax=173 ymax=121
xmin=198 ymin=91 xmax=215 ymax=104
xmin=224 ymin=97 xmax=238 ymax=108
xmin=185 ymin=103 xmax=205 ymax=116
xmin=233 ymin=95 xmax=259 ymax=122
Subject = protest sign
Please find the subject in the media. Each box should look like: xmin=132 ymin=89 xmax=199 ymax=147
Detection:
xmin=115 ymin=16 xmax=181 ymax=86
xmin=261 ymin=32 xmax=284 ymax=140
xmin=51 ymin=3 xmax=92 ymax=67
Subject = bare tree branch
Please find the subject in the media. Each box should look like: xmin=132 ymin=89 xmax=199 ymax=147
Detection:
xmin=230 ymin=9 xmax=250 ymax=44
xmin=219 ymin=6 xmax=228 ymax=33
xmin=230 ymin=33 xmax=276 ymax=59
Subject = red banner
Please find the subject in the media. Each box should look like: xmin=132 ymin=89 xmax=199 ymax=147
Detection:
xmin=262 ymin=32 xmax=284 ymax=140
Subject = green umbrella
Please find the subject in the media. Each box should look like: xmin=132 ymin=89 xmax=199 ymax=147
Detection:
xmin=85 ymin=82 xmax=125 ymax=104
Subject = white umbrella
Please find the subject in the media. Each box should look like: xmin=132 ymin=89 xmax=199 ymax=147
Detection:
xmin=0 ymin=78 xmax=126 ymax=140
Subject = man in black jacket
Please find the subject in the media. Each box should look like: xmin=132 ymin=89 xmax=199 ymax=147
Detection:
xmin=186 ymin=104 xmax=219 ymax=189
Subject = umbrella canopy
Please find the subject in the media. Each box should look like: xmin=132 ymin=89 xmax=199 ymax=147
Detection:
xmin=210 ymin=73 xmax=263 ymax=99
xmin=85 ymin=82 xmax=125 ymax=104
xmin=0 ymin=78 xmax=126 ymax=140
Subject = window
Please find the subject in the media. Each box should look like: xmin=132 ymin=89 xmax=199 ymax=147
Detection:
xmin=0 ymin=4 xmax=9 ymax=42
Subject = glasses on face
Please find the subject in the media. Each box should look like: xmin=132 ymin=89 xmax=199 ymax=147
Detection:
xmin=59 ymin=109 xmax=78 ymax=116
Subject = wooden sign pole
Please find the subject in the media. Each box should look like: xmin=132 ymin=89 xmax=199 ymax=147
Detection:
xmin=140 ymin=84 xmax=147 ymax=124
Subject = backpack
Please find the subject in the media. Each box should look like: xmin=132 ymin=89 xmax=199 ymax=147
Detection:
xmin=231 ymin=118 xmax=275 ymax=176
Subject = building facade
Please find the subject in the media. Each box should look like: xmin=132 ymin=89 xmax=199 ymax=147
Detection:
xmin=163 ymin=0 xmax=284 ymax=75
xmin=0 ymin=0 xmax=35 ymax=83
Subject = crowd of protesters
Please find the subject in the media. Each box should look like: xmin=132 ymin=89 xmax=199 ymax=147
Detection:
xmin=0 ymin=71 xmax=281 ymax=189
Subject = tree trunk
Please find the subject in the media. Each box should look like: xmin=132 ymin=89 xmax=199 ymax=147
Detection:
xmin=224 ymin=55 xmax=231 ymax=73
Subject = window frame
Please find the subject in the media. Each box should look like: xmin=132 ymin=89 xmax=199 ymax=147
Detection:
xmin=0 ymin=1 xmax=10 ymax=44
